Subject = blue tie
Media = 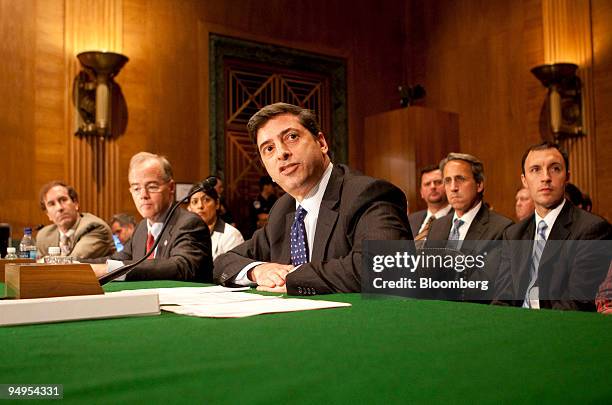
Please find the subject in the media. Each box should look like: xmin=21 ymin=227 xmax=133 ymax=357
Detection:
xmin=524 ymin=220 xmax=548 ymax=308
xmin=447 ymin=218 xmax=465 ymax=250
xmin=290 ymin=206 xmax=309 ymax=266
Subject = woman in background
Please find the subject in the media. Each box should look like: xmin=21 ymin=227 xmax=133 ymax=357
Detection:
xmin=187 ymin=183 xmax=244 ymax=260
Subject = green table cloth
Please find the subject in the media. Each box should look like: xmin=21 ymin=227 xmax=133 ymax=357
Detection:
xmin=1 ymin=281 xmax=611 ymax=404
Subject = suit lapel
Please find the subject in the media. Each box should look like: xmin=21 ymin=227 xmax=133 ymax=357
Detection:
xmin=311 ymin=166 xmax=342 ymax=262
xmin=427 ymin=213 xmax=453 ymax=242
xmin=156 ymin=222 xmax=175 ymax=258
xmin=127 ymin=221 xmax=147 ymax=259
xmin=465 ymin=204 xmax=488 ymax=241
xmin=516 ymin=218 xmax=536 ymax=295
xmin=538 ymin=202 xmax=572 ymax=270
xmin=281 ymin=210 xmax=295 ymax=264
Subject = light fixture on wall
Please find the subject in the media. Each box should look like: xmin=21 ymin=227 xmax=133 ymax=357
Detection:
xmin=72 ymin=51 xmax=129 ymax=139
xmin=531 ymin=63 xmax=583 ymax=139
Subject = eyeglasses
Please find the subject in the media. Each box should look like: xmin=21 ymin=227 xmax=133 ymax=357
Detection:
xmin=129 ymin=182 xmax=167 ymax=195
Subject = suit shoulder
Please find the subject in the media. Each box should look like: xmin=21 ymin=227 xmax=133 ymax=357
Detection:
xmin=340 ymin=166 xmax=404 ymax=199
xmin=571 ymin=208 xmax=612 ymax=238
xmin=176 ymin=208 xmax=207 ymax=228
xmin=81 ymin=213 xmax=112 ymax=230
xmin=488 ymin=210 xmax=514 ymax=227
xmin=37 ymin=224 xmax=57 ymax=238
xmin=409 ymin=210 xmax=427 ymax=221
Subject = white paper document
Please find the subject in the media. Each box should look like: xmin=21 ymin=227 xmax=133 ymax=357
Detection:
xmin=119 ymin=286 xmax=351 ymax=318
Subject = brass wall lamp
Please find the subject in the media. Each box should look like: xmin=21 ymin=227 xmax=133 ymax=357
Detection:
xmin=73 ymin=51 xmax=129 ymax=139
xmin=531 ymin=63 xmax=583 ymax=139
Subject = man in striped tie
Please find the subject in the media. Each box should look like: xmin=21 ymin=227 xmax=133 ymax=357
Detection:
xmin=493 ymin=142 xmax=612 ymax=311
xmin=408 ymin=164 xmax=451 ymax=245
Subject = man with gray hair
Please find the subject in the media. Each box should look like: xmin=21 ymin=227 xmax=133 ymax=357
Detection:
xmin=91 ymin=152 xmax=212 ymax=282
xmin=425 ymin=152 xmax=513 ymax=301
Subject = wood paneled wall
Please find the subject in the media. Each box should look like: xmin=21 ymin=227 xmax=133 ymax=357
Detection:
xmin=1 ymin=0 xmax=406 ymax=239
xmin=405 ymin=0 xmax=546 ymax=219
xmin=592 ymin=0 xmax=612 ymax=221
xmin=404 ymin=0 xmax=611 ymax=221
xmin=2 ymin=0 xmax=611 ymax=241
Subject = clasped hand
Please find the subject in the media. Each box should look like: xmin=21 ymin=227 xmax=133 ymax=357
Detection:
xmin=249 ymin=262 xmax=294 ymax=293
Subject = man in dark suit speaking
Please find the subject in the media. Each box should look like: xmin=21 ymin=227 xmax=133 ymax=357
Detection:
xmin=214 ymin=103 xmax=412 ymax=295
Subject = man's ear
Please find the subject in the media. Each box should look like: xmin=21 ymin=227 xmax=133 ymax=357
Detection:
xmin=521 ymin=174 xmax=527 ymax=189
xmin=317 ymin=132 xmax=329 ymax=153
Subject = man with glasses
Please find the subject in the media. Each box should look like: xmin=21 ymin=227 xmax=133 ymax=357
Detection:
xmin=92 ymin=152 xmax=212 ymax=282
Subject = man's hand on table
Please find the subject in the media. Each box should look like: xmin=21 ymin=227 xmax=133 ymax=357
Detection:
xmin=91 ymin=263 xmax=108 ymax=278
xmin=248 ymin=262 xmax=293 ymax=293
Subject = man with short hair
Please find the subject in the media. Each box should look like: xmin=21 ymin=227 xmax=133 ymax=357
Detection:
xmin=494 ymin=142 xmax=612 ymax=311
xmin=515 ymin=187 xmax=535 ymax=221
xmin=109 ymin=213 xmax=136 ymax=246
xmin=214 ymin=103 xmax=412 ymax=295
xmin=92 ymin=152 xmax=212 ymax=282
xmin=409 ymin=164 xmax=451 ymax=242
xmin=249 ymin=175 xmax=278 ymax=236
xmin=425 ymin=152 xmax=513 ymax=301
xmin=36 ymin=181 xmax=115 ymax=259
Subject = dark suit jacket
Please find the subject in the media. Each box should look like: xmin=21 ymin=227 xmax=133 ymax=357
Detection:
xmin=493 ymin=201 xmax=612 ymax=311
xmin=408 ymin=210 xmax=427 ymax=238
xmin=108 ymin=208 xmax=213 ymax=282
xmin=213 ymin=164 xmax=412 ymax=295
xmin=424 ymin=202 xmax=513 ymax=301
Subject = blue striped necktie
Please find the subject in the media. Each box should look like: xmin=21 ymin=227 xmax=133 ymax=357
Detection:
xmin=290 ymin=206 xmax=308 ymax=266
xmin=447 ymin=218 xmax=465 ymax=250
xmin=525 ymin=220 xmax=548 ymax=308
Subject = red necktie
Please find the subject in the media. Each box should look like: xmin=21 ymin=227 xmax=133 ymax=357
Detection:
xmin=146 ymin=232 xmax=155 ymax=260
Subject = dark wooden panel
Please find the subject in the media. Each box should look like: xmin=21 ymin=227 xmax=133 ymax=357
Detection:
xmin=592 ymin=0 xmax=612 ymax=221
xmin=405 ymin=0 xmax=545 ymax=218
xmin=364 ymin=107 xmax=459 ymax=212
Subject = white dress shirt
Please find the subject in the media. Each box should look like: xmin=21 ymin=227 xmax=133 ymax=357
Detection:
xmin=234 ymin=162 xmax=334 ymax=286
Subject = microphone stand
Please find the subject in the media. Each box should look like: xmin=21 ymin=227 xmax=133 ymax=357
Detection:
xmin=97 ymin=180 xmax=210 ymax=285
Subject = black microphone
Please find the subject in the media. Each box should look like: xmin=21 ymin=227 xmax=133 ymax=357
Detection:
xmin=97 ymin=177 xmax=216 ymax=285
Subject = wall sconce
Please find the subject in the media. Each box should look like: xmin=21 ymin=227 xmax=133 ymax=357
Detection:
xmin=531 ymin=63 xmax=583 ymax=139
xmin=72 ymin=51 xmax=129 ymax=139
xmin=398 ymin=84 xmax=426 ymax=107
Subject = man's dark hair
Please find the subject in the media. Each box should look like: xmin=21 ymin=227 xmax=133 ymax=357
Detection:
xmin=109 ymin=213 xmax=136 ymax=227
xmin=582 ymin=194 xmax=592 ymax=212
xmin=247 ymin=103 xmax=321 ymax=144
xmin=259 ymin=175 xmax=274 ymax=190
xmin=521 ymin=141 xmax=570 ymax=175
xmin=565 ymin=183 xmax=584 ymax=207
xmin=419 ymin=164 xmax=441 ymax=185
xmin=39 ymin=181 xmax=79 ymax=211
